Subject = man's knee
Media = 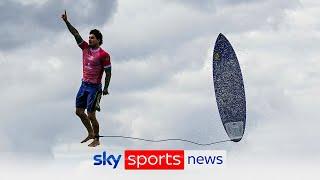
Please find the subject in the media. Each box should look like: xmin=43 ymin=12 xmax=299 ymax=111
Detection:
xmin=87 ymin=112 xmax=96 ymax=120
xmin=75 ymin=108 xmax=86 ymax=117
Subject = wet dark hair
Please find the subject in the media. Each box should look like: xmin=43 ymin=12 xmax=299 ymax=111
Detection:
xmin=90 ymin=29 xmax=103 ymax=45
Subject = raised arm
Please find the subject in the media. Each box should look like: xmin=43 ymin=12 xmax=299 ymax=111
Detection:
xmin=61 ymin=10 xmax=83 ymax=44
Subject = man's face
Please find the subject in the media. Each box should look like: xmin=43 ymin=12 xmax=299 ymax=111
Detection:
xmin=88 ymin=34 xmax=100 ymax=47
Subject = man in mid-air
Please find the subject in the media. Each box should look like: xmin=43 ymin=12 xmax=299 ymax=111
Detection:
xmin=61 ymin=10 xmax=112 ymax=147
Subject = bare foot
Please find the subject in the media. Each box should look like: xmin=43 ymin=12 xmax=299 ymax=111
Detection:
xmin=80 ymin=134 xmax=94 ymax=143
xmin=88 ymin=139 xmax=100 ymax=147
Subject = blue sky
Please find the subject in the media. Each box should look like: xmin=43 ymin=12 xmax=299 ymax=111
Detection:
xmin=0 ymin=0 xmax=319 ymax=179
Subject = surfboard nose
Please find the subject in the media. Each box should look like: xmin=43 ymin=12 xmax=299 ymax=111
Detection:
xmin=218 ymin=33 xmax=225 ymax=39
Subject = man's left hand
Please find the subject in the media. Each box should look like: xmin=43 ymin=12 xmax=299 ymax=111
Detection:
xmin=103 ymin=88 xmax=109 ymax=95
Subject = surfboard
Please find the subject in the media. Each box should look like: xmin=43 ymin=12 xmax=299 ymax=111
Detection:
xmin=212 ymin=33 xmax=246 ymax=142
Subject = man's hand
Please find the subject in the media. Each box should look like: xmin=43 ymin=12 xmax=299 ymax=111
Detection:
xmin=103 ymin=88 xmax=109 ymax=95
xmin=61 ymin=10 xmax=67 ymax=22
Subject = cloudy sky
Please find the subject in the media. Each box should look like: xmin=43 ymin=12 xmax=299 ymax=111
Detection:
xmin=0 ymin=0 xmax=319 ymax=179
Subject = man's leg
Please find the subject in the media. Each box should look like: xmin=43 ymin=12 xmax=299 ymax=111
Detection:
xmin=87 ymin=111 xmax=100 ymax=147
xmin=75 ymin=108 xmax=94 ymax=143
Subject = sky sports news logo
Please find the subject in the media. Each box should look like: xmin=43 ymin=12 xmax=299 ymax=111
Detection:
xmin=93 ymin=150 xmax=226 ymax=170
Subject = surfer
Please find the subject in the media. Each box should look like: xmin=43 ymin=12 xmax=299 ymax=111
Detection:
xmin=61 ymin=10 xmax=112 ymax=147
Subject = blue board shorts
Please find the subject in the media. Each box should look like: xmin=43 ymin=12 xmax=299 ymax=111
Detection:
xmin=76 ymin=81 xmax=102 ymax=112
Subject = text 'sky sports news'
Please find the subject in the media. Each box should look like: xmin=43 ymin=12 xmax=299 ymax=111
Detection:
xmin=93 ymin=150 xmax=226 ymax=170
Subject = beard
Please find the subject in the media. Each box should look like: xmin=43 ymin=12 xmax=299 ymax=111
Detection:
xmin=89 ymin=43 xmax=98 ymax=48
